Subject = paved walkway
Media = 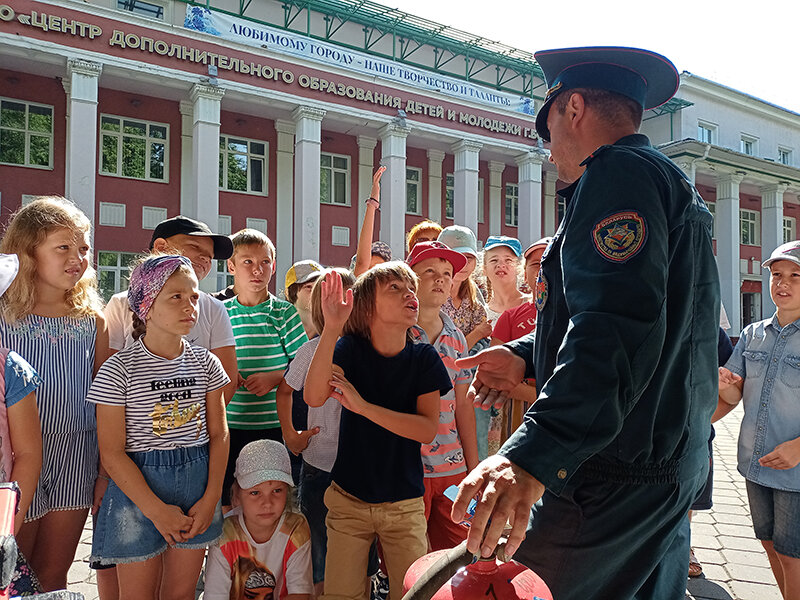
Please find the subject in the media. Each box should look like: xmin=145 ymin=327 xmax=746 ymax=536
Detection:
xmin=65 ymin=404 xmax=779 ymax=600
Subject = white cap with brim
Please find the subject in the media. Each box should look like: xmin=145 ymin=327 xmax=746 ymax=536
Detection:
xmin=762 ymin=241 xmax=800 ymax=269
xmin=0 ymin=254 xmax=19 ymax=298
xmin=234 ymin=439 xmax=294 ymax=489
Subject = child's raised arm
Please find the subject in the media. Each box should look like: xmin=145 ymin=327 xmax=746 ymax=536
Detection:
xmin=97 ymin=404 xmax=194 ymax=545
xmin=354 ymin=166 xmax=386 ymax=277
xmin=305 ymin=272 xmax=352 ymax=407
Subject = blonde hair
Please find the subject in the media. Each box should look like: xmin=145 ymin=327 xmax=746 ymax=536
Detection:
xmin=0 ymin=197 xmax=102 ymax=322
xmin=311 ymin=268 xmax=356 ymax=334
xmin=344 ymin=261 xmax=418 ymax=341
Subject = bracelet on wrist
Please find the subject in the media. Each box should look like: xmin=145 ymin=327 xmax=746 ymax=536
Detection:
xmin=366 ymin=197 xmax=379 ymax=206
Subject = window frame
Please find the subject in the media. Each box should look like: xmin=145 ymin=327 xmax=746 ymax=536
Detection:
xmin=115 ymin=0 xmax=167 ymax=20
xmin=405 ymin=167 xmax=422 ymax=215
xmin=218 ymin=134 xmax=268 ymax=196
xmin=784 ymin=216 xmax=796 ymax=243
xmin=740 ymin=135 xmax=758 ymax=157
xmin=319 ymin=152 xmax=351 ymax=206
xmin=740 ymin=208 xmax=760 ymax=246
xmin=505 ymin=183 xmax=519 ymax=227
xmin=99 ymin=114 xmax=169 ymax=183
xmin=0 ymin=97 xmax=54 ymax=170
xmin=779 ymin=147 xmax=793 ymax=166
xmin=697 ymin=121 xmax=717 ymax=145
xmin=97 ymin=251 xmax=138 ymax=302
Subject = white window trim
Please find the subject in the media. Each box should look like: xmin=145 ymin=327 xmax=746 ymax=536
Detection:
xmin=331 ymin=226 xmax=350 ymax=247
xmin=218 ymin=215 xmax=232 ymax=236
xmin=778 ymin=146 xmax=793 ymax=166
xmin=405 ymin=167 xmax=422 ymax=216
xmin=142 ymin=206 xmax=167 ymax=230
xmin=99 ymin=202 xmax=126 ymax=227
xmin=740 ymin=134 xmax=758 ymax=157
xmin=320 ymin=152 xmax=351 ymax=206
xmin=97 ymin=250 xmax=137 ymax=300
xmin=696 ymin=120 xmax=717 ymax=145
xmin=505 ymin=183 xmax=519 ymax=227
xmin=784 ymin=216 xmax=796 ymax=243
xmin=219 ymin=134 xmax=269 ymax=196
xmin=99 ymin=114 xmax=170 ymax=183
xmin=0 ymin=97 xmax=54 ymax=170
xmin=245 ymin=218 xmax=268 ymax=235
xmin=740 ymin=209 xmax=760 ymax=246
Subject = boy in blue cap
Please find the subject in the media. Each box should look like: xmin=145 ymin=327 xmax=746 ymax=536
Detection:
xmin=454 ymin=46 xmax=719 ymax=600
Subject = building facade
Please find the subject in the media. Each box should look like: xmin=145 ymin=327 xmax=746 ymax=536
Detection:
xmin=1 ymin=0 xmax=798 ymax=335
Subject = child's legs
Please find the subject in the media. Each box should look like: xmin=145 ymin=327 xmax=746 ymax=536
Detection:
xmin=160 ymin=547 xmax=206 ymax=600
xmin=19 ymin=508 xmax=89 ymax=591
xmin=423 ymin=473 xmax=468 ymax=552
xmin=95 ymin=566 xmax=120 ymax=600
xmin=322 ymin=483 xmax=376 ymax=600
xmin=374 ymin=496 xmax=427 ymax=600
xmin=299 ymin=460 xmax=333 ymax=585
xmin=116 ymin=555 xmax=163 ymax=600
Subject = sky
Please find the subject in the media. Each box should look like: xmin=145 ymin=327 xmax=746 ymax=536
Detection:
xmin=396 ymin=0 xmax=800 ymax=114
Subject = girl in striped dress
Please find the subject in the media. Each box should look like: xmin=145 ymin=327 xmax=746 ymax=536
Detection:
xmin=88 ymin=255 xmax=229 ymax=600
xmin=0 ymin=197 xmax=108 ymax=592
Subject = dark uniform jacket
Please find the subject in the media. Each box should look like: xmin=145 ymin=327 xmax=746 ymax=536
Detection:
xmin=501 ymin=134 xmax=720 ymax=495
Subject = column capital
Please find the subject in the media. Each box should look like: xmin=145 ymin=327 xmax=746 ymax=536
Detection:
xmin=760 ymin=182 xmax=789 ymax=195
xmin=275 ymin=119 xmax=296 ymax=136
xmin=379 ymin=122 xmax=411 ymax=139
xmin=487 ymin=160 xmax=506 ymax=174
xmin=190 ymin=82 xmax=225 ymax=103
xmin=178 ymin=100 xmax=193 ymax=117
xmin=715 ymin=171 xmax=745 ymax=186
xmin=292 ymin=106 xmax=326 ymax=123
xmin=357 ymin=135 xmax=377 ymax=150
xmin=67 ymin=58 xmax=102 ymax=78
xmin=514 ymin=150 xmax=546 ymax=168
xmin=426 ymin=149 xmax=445 ymax=163
xmin=451 ymin=139 xmax=482 ymax=154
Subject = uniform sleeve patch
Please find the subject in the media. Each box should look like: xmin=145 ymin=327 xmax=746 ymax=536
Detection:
xmin=591 ymin=211 xmax=647 ymax=263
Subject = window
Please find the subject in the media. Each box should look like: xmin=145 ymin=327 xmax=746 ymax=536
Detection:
xmin=219 ymin=135 xmax=267 ymax=194
xmin=740 ymin=135 xmax=757 ymax=156
xmin=100 ymin=115 xmax=168 ymax=182
xmin=97 ymin=251 xmax=137 ymax=302
xmin=784 ymin=216 xmax=796 ymax=243
xmin=779 ymin=147 xmax=793 ymax=166
xmin=0 ymin=98 xmax=53 ymax=169
xmin=505 ymin=183 xmax=519 ymax=227
xmin=117 ymin=0 xmax=164 ymax=19
xmin=740 ymin=209 xmax=760 ymax=245
xmin=741 ymin=292 xmax=761 ymax=330
xmin=320 ymin=153 xmax=350 ymax=205
xmin=216 ymin=260 xmax=233 ymax=292
xmin=444 ymin=174 xmax=484 ymax=221
xmin=706 ymin=201 xmax=716 ymax=240
xmin=445 ymin=174 xmax=454 ymax=219
xmin=406 ymin=167 xmax=421 ymax=215
xmin=697 ymin=122 xmax=716 ymax=144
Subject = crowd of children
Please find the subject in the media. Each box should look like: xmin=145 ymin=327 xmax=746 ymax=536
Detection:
xmin=0 ymin=173 xmax=796 ymax=600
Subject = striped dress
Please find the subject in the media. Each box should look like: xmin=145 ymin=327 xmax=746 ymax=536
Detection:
xmin=224 ymin=295 xmax=307 ymax=430
xmin=0 ymin=314 xmax=97 ymax=518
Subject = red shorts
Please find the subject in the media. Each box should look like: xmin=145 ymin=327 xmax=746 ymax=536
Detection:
xmin=423 ymin=471 xmax=469 ymax=551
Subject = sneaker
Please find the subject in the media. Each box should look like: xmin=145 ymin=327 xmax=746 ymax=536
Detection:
xmin=688 ymin=547 xmax=703 ymax=578
xmin=370 ymin=569 xmax=390 ymax=600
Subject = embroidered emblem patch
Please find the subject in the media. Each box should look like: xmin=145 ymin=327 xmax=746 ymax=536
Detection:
xmin=534 ymin=270 xmax=549 ymax=312
xmin=592 ymin=211 xmax=647 ymax=263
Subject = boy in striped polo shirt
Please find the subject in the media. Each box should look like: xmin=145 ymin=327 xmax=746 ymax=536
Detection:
xmin=221 ymin=229 xmax=308 ymax=505
xmin=408 ymin=241 xmax=480 ymax=551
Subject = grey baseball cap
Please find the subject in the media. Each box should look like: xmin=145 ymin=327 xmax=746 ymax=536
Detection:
xmin=763 ymin=241 xmax=800 ymax=269
xmin=437 ymin=225 xmax=478 ymax=257
xmin=234 ymin=439 xmax=294 ymax=489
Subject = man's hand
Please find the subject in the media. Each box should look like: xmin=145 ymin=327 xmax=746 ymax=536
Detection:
xmin=451 ymin=455 xmax=545 ymax=559
xmin=760 ymin=438 xmax=800 ymax=470
xmin=455 ymin=346 xmax=526 ymax=410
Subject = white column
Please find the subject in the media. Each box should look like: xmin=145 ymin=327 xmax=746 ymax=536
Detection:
xmin=379 ymin=122 xmax=411 ymax=259
xmin=761 ymin=183 xmax=788 ymax=314
xmin=542 ymin=169 xmax=557 ymax=235
xmin=516 ymin=151 xmax=545 ymax=245
xmin=179 ymin=100 xmax=194 ymax=216
xmin=716 ymin=172 xmax=744 ymax=335
xmin=451 ymin=140 xmax=482 ymax=234
xmin=427 ymin=149 xmax=445 ymax=224
xmin=488 ymin=161 xmax=505 ymax=236
xmin=63 ymin=59 xmax=102 ymax=228
xmin=357 ymin=135 xmax=377 ymax=235
xmin=275 ymin=119 xmax=295 ymax=283
xmin=188 ymin=84 xmax=224 ymax=292
xmin=292 ymin=106 xmax=325 ymax=262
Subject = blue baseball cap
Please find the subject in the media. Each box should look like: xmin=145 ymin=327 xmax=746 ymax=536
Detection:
xmin=534 ymin=46 xmax=679 ymax=142
xmin=483 ymin=236 xmax=522 ymax=257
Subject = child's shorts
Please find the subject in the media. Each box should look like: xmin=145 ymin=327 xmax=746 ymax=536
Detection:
xmin=27 ymin=430 xmax=98 ymax=521
xmin=746 ymin=479 xmax=800 ymax=558
xmin=91 ymin=444 xmax=222 ymax=565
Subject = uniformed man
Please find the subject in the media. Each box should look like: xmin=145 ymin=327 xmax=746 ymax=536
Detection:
xmin=452 ymin=47 xmax=720 ymax=599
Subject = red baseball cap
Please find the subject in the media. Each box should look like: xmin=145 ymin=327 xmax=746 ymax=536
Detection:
xmin=406 ymin=241 xmax=467 ymax=275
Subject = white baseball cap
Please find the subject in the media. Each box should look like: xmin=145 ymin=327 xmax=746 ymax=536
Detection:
xmin=0 ymin=254 xmax=19 ymax=298
xmin=234 ymin=439 xmax=294 ymax=489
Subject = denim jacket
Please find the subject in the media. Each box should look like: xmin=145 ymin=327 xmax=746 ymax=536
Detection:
xmin=726 ymin=315 xmax=800 ymax=491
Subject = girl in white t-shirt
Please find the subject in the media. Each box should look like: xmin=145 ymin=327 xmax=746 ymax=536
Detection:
xmin=88 ymin=254 xmax=230 ymax=600
xmin=205 ymin=439 xmax=312 ymax=600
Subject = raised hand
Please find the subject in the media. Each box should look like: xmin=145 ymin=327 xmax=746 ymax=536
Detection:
xmin=320 ymin=270 xmax=353 ymax=332
xmin=368 ymin=166 xmax=387 ymax=207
